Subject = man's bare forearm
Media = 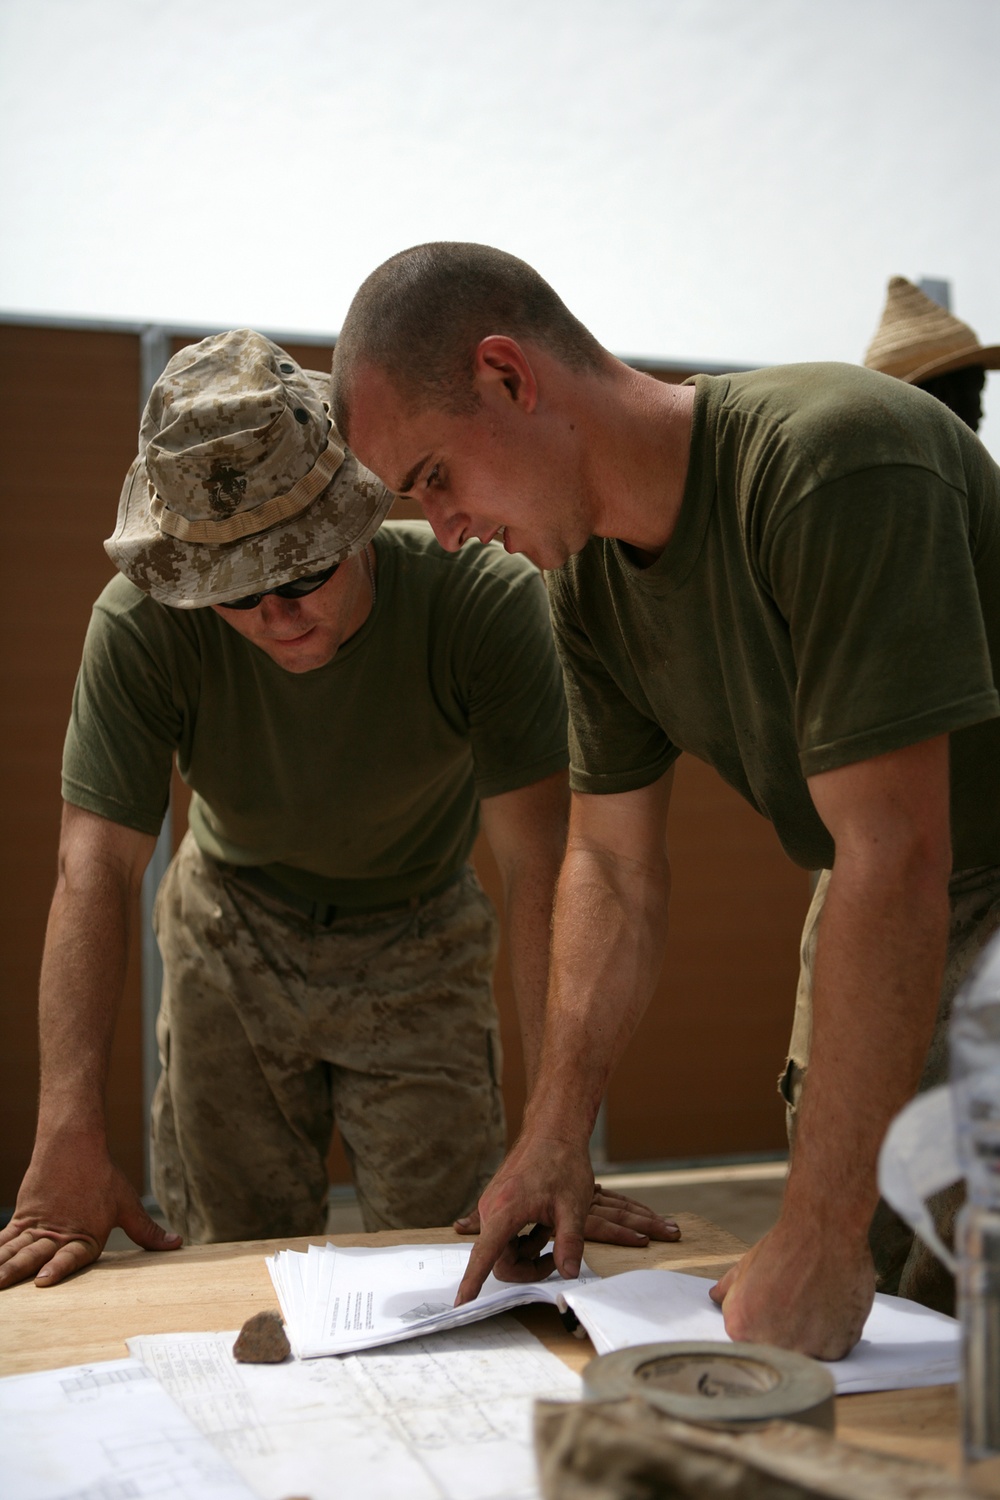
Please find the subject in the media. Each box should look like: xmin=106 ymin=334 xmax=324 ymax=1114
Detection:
xmin=711 ymin=736 xmax=954 ymax=1357
xmin=35 ymin=805 xmax=154 ymax=1140
xmin=479 ymin=771 xmax=569 ymax=1090
xmin=712 ymin=846 xmax=950 ymax=1355
xmin=784 ymin=850 xmax=949 ymax=1235
xmin=456 ymin=776 xmax=677 ymax=1298
xmin=467 ymin=772 xmax=680 ymax=1254
xmin=500 ymin=861 xmax=558 ymax=1093
xmin=785 ymin=736 xmax=953 ymax=1239
xmin=525 ymin=834 xmax=671 ymax=1143
xmin=0 ymin=804 xmax=176 ymax=1290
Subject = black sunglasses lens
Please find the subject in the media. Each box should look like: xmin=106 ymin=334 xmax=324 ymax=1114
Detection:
xmin=218 ymin=561 xmax=339 ymax=611
xmin=272 ymin=563 xmax=338 ymax=599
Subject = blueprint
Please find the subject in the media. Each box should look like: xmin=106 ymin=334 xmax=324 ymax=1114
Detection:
xmin=129 ymin=1315 xmax=581 ymax=1500
xmin=0 ymin=1357 xmax=256 ymax=1500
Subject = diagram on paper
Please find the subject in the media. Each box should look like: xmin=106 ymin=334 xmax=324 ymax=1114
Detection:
xmin=0 ymin=1358 xmax=255 ymax=1500
xmin=130 ymin=1315 xmax=581 ymax=1500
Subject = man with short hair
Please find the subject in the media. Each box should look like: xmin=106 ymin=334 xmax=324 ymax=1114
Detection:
xmin=0 ymin=327 xmax=674 ymax=1290
xmin=333 ymin=241 xmax=1000 ymax=1360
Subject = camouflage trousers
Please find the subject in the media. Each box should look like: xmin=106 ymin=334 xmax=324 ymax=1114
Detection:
xmin=781 ymin=863 xmax=1000 ymax=1314
xmin=150 ymin=832 xmax=506 ymax=1243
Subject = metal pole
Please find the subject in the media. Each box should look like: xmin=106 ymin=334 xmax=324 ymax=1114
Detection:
xmin=138 ymin=326 xmax=173 ymax=1197
xmin=918 ymin=278 xmax=952 ymax=311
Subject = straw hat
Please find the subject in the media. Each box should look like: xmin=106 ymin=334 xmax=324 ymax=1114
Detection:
xmin=863 ymin=276 xmax=1000 ymax=385
xmin=105 ymin=329 xmax=393 ymax=608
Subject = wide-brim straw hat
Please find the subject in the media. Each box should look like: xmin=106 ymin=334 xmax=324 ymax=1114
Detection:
xmin=863 ymin=276 xmax=1000 ymax=385
xmin=105 ymin=329 xmax=393 ymax=607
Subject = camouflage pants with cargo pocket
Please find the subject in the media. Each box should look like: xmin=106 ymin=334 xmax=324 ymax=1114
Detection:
xmin=781 ymin=862 xmax=1000 ymax=1315
xmin=150 ymin=832 xmax=507 ymax=1242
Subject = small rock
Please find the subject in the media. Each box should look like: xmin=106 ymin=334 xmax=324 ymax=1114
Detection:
xmin=233 ymin=1309 xmax=291 ymax=1363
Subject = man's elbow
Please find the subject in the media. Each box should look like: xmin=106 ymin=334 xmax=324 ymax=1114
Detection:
xmin=834 ymin=824 xmax=952 ymax=906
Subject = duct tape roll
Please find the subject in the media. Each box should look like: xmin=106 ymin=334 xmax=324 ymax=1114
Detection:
xmin=582 ymin=1342 xmax=836 ymax=1433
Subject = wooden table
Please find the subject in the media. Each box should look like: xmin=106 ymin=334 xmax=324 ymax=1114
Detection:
xmin=0 ymin=1213 xmax=959 ymax=1476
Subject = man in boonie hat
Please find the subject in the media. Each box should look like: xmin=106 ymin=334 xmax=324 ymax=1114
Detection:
xmin=0 ymin=329 xmax=672 ymax=1290
xmin=864 ymin=275 xmax=1000 ymax=432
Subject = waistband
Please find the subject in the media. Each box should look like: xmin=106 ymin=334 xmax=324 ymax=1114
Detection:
xmin=223 ymin=862 xmax=466 ymax=927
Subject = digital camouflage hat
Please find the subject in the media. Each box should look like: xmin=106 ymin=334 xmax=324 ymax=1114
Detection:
xmin=105 ymin=328 xmax=394 ymax=607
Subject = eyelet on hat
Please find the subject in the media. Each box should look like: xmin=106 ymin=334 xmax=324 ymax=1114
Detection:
xmin=279 ymin=362 xmax=295 ymax=373
xmin=293 ymin=408 xmax=310 ymax=423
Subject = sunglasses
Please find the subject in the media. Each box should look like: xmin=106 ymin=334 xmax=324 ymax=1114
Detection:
xmin=217 ymin=562 xmax=339 ymax=611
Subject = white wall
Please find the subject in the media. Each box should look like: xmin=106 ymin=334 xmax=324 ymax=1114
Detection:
xmin=1 ymin=0 xmax=997 ymax=449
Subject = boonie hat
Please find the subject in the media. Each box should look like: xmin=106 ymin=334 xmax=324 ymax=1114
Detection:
xmin=863 ymin=276 xmax=1000 ymax=385
xmin=105 ymin=328 xmax=394 ymax=607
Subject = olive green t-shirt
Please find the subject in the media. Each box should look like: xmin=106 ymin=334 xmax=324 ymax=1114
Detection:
xmin=546 ymin=363 xmax=1000 ymax=872
xmin=63 ymin=521 xmax=568 ymax=906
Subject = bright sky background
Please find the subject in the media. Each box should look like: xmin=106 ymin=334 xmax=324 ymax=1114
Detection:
xmin=2 ymin=0 xmax=998 ymax=451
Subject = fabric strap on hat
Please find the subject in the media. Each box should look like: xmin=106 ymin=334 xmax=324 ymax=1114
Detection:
xmin=148 ymin=439 xmax=346 ymax=544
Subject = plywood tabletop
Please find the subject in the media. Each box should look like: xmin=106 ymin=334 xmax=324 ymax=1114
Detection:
xmin=0 ymin=1211 xmax=960 ymax=1476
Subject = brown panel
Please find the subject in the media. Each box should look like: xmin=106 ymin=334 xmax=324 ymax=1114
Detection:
xmin=270 ymin=341 xmax=334 ymax=376
xmin=0 ymin=325 xmax=145 ymax=1203
xmin=607 ymin=755 xmax=811 ymax=1162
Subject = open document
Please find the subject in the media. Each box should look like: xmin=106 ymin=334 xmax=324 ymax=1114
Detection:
xmin=270 ymin=1242 xmax=959 ymax=1394
xmin=563 ymin=1268 xmax=960 ymax=1395
xmin=268 ymin=1239 xmax=598 ymax=1357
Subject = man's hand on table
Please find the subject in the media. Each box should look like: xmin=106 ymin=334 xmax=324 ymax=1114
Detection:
xmin=455 ymin=1185 xmax=680 ymax=1252
xmin=0 ymin=1140 xmax=182 ymax=1289
xmin=708 ymin=1213 xmax=875 ymax=1360
xmin=451 ymin=1130 xmax=679 ymax=1305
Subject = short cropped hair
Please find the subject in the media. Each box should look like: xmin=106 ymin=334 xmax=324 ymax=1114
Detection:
xmin=331 ymin=242 xmax=606 ymax=434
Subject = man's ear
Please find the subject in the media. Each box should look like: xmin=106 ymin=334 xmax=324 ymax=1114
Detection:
xmin=473 ymin=336 xmax=538 ymax=413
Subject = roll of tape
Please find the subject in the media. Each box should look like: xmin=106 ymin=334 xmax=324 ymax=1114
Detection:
xmin=582 ymin=1341 xmax=836 ymax=1432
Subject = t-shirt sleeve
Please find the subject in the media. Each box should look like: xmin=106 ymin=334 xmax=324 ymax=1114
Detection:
xmin=61 ymin=590 xmax=183 ymax=834
xmin=762 ymin=465 xmax=1000 ymax=778
xmin=460 ymin=564 xmax=569 ymax=799
xmin=546 ymin=564 xmax=679 ymax=795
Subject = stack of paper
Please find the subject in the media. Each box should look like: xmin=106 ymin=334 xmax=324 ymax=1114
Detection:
xmin=270 ymin=1241 xmax=960 ymax=1395
xmin=563 ymin=1268 xmax=961 ymax=1394
xmin=268 ymin=1239 xmax=597 ymax=1357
